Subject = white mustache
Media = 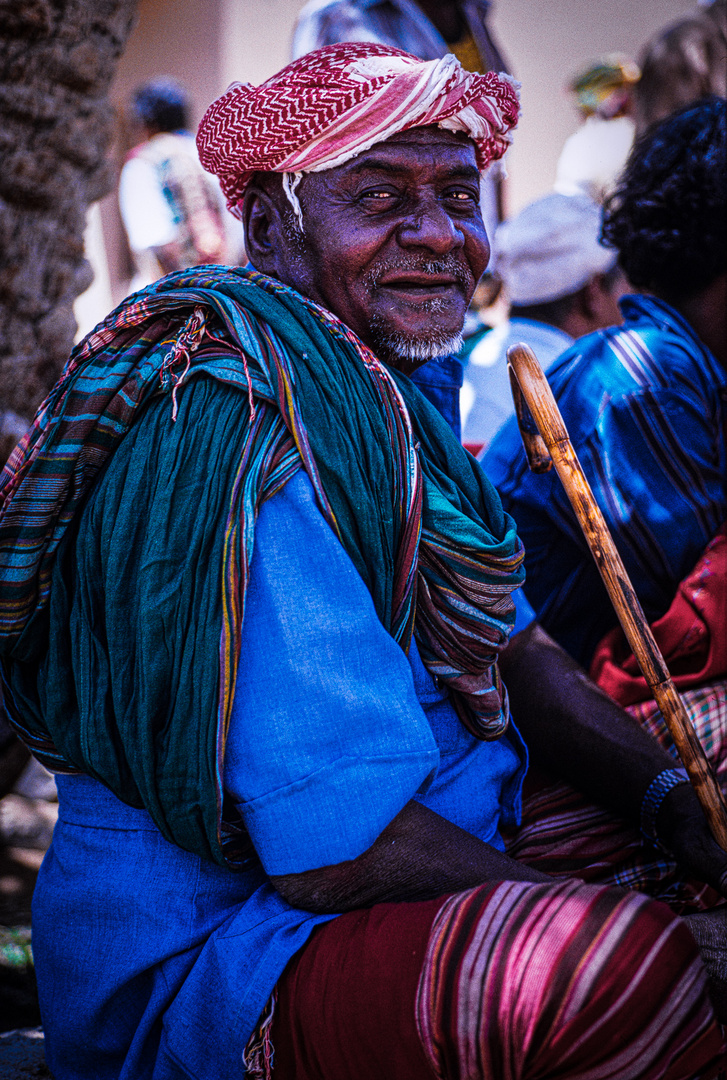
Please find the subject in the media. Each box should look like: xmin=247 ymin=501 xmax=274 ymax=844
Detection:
xmin=365 ymin=259 xmax=472 ymax=288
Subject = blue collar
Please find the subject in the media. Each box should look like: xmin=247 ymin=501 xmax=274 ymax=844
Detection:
xmin=619 ymin=294 xmax=714 ymax=359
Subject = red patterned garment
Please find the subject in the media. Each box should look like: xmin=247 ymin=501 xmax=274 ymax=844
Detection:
xmin=590 ymin=525 xmax=727 ymax=707
xmin=252 ymin=879 xmax=724 ymax=1080
xmin=196 ymin=42 xmax=520 ymax=217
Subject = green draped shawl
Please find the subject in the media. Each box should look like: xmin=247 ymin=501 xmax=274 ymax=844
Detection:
xmin=0 ymin=267 xmax=524 ymax=866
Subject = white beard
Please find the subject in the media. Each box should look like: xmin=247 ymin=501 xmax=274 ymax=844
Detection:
xmin=380 ymin=330 xmax=464 ymax=362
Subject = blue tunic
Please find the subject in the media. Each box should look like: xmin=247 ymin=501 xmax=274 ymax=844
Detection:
xmin=33 ymin=469 xmax=527 ymax=1080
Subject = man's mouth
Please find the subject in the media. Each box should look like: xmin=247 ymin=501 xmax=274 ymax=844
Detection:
xmin=376 ymin=273 xmax=462 ymax=297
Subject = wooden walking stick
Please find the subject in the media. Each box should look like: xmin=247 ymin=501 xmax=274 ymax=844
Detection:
xmin=507 ymin=342 xmax=727 ymax=851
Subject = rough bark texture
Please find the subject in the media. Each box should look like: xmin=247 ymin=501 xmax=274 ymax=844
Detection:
xmin=0 ymin=0 xmax=138 ymax=448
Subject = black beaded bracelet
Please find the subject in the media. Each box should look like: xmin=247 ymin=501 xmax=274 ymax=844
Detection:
xmin=640 ymin=767 xmax=690 ymax=851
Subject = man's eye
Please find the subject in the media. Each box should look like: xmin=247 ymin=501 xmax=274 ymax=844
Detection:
xmin=446 ymin=190 xmax=478 ymax=204
xmin=360 ymin=190 xmax=397 ymax=202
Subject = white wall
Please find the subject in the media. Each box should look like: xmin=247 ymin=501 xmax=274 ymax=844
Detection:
xmin=489 ymin=0 xmax=695 ymax=212
xmin=112 ymin=0 xmax=224 ymax=130
xmin=220 ymin=0 xmax=308 ymax=89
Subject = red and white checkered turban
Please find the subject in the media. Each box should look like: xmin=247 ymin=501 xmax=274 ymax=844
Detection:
xmin=196 ymin=42 xmax=520 ymax=218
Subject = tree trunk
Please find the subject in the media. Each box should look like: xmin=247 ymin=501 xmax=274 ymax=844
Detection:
xmin=0 ymin=0 xmax=139 ymax=457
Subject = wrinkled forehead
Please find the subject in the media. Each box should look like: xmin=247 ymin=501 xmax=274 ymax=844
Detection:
xmin=367 ymin=124 xmax=479 ymax=153
xmin=327 ymin=125 xmax=480 ymax=175
xmin=297 ymin=126 xmax=482 ymax=197
xmin=247 ymin=124 xmax=483 ymax=231
xmin=256 ymin=126 xmax=479 ymax=181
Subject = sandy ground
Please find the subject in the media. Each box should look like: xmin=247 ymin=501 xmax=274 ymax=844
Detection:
xmin=0 ymin=844 xmax=44 ymax=1032
xmin=0 ymin=1029 xmax=49 ymax=1080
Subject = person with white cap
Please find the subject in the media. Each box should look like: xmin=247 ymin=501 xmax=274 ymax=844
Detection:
xmin=554 ymin=54 xmax=639 ymax=204
xmin=461 ymin=191 xmax=627 ymax=453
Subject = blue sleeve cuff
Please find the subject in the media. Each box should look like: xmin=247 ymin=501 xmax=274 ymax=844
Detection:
xmin=240 ymin=750 xmax=439 ymax=875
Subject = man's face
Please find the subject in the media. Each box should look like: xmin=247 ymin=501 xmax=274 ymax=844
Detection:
xmin=245 ymin=127 xmax=491 ymax=374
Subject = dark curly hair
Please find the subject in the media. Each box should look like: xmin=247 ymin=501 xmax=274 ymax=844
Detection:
xmin=601 ymin=96 xmax=726 ymax=302
xmin=132 ymin=79 xmax=190 ymax=134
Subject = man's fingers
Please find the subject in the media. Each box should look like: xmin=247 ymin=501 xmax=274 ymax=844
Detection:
xmin=667 ymin=814 xmax=727 ymax=897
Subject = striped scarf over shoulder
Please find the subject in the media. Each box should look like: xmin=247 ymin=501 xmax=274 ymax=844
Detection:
xmin=0 ymin=266 xmax=524 ymax=865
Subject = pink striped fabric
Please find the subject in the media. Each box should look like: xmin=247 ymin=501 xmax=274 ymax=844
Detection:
xmin=256 ymin=877 xmax=723 ymax=1080
xmin=416 ymin=878 xmax=725 ymax=1080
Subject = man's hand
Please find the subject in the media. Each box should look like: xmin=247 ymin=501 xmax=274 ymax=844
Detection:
xmin=272 ymin=620 xmax=727 ymax=915
xmin=658 ymin=782 xmax=727 ymax=899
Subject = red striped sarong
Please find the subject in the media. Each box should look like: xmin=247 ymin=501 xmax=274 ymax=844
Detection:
xmin=245 ymin=682 xmax=727 ymax=1077
xmin=261 ymin=879 xmax=724 ymax=1079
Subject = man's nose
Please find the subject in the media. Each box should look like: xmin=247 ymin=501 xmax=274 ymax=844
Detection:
xmin=396 ymin=195 xmax=464 ymax=255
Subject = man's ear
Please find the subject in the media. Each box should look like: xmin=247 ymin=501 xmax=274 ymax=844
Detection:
xmin=242 ymin=182 xmax=282 ymax=273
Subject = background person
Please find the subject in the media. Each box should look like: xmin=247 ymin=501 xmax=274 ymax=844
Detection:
xmin=292 ymin=0 xmax=509 ymax=80
xmin=554 ymin=54 xmax=640 ymax=204
xmin=485 ymin=96 xmax=727 ymax=670
xmin=119 ymin=78 xmax=233 ymax=289
xmin=633 ymin=0 xmax=727 ymax=135
xmin=461 ymin=192 xmax=627 ymax=454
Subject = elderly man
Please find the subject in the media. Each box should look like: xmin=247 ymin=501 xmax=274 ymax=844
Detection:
xmin=0 ymin=45 xmax=724 ymax=1080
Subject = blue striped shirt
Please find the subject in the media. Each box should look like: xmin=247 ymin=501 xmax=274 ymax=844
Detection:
xmin=483 ymin=294 xmax=727 ymax=666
